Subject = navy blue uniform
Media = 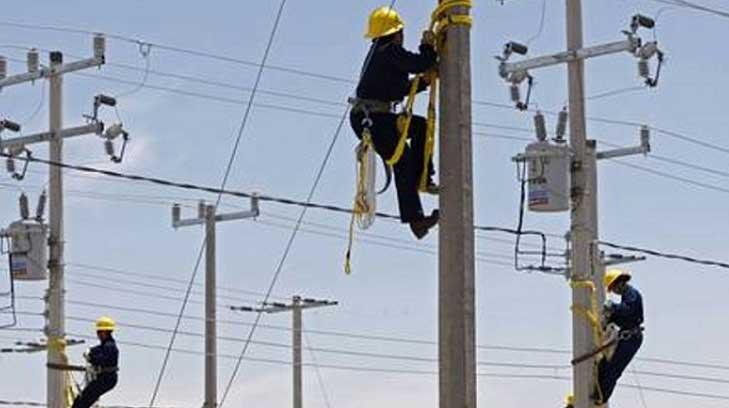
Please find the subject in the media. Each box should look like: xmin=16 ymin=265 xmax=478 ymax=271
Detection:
xmin=72 ymin=336 xmax=118 ymax=408
xmin=597 ymin=285 xmax=644 ymax=402
xmin=350 ymin=39 xmax=437 ymax=223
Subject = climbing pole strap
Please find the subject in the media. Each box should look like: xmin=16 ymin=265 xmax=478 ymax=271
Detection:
xmin=569 ymin=279 xmax=606 ymax=403
xmin=47 ymin=336 xmax=80 ymax=408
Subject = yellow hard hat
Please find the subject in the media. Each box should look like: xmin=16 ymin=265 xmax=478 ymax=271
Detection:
xmin=365 ymin=6 xmax=405 ymax=39
xmin=604 ymin=268 xmax=631 ymax=290
xmin=564 ymin=393 xmax=574 ymax=407
xmin=95 ymin=316 xmax=116 ymax=332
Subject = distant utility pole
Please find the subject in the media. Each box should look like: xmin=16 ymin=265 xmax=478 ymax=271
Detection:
xmin=172 ymin=198 xmax=259 ymax=408
xmin=231 ymin=296 xmax=337 ymax=408
xmin=0 ymin=36 xmax=130 ymax=408
xmin=497 ymin=2 xmax=661 ymax=407
xmin=437 ymin=0 xmax=476 ymax=407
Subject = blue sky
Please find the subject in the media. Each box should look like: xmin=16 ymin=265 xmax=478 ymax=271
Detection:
xmin=1 ymin=0 xmax=729 ymax=407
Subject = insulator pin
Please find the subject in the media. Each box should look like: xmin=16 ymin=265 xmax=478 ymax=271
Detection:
xmin=534 ymin=111 xmax=547 ymax=142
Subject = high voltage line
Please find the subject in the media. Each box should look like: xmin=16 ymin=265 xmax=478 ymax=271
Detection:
xmin=12 ymin=295 xmax=729 ymax=373
xmin=2 ymin=152 xmax=728 ymax=272
xmin=7 ymin=308 xmax=729 ymax=390
xmin=4 ymin=50 xmax=729 ymax=201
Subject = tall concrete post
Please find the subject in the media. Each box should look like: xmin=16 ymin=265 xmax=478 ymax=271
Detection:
xmin=437 ymin=1 xmax=476 ymax=408
xmin=292 ymin=296 xmax=302 ymax=408
xmin=566 ymin=1 xmax=604 ymax=407
xmin=204 ymin=205 xmax=217 ymax=408
xmin=47 ymin=50 xmax=66 ymax=408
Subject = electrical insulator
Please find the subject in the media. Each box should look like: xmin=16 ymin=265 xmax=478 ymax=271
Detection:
xmin=6 ymin=157 xmax=15 ymax=174
xmin=638 ymin=59 xmax=650 ymax=79
xmin=0 ymin=56 xmax=6 ymax=80
xmin=93 ymin=34 xmax=106 ymax=60
xmin=104 ymin=140 xmax=115 ymax=157
xmin=19 ymin=193 xmax=29 ymax=220
xmin=555 ymin=108 xmax=568 ymax=141
xmin=640 ymin=125 xmax=651 ymax=151
xmin=36 ymin=190 xmax=46 ymax=220
xmin=95 ymin=94 xmax=117 ymax=107
xmin=198 ymin=201 xmax=206 ymax=219
xmin=27 ymin=49 xmax=39 ymax=74
xmin=1 ymin=119 xmax=21 ymax=132
xmin=172 ymin=204 xmax=181 ymax=224
xmin=509 ymin=84 xmax=520 ymax=104
xmin=534 ymin=111 xmax=547 ymax=142
xmin=633 ymin=14 xmax=655 ymax=30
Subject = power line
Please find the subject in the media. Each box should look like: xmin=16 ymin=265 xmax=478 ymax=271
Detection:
xmin=473 ymin=124 xmax=729 ymax=180
xmin=148 ymin=0 xmax=290 ymax=405
xmin=648 ymin=0 xmax=729 ymax=19
xmin=9 ymin=327 xmax=729 ymax=403
xmin=4 ymin=21 xmax=729 ymax=161
xmin=609 ymin=160 xmax=729 ymax=196
xmin=0 ymin=22 xmax=353 ymax=85
xmin=43 ymin=295 xmax=729 ymax=373
xmin=599 ymin=240 xmax=729 ymax=270
xmin=13 ymin=309 xmax=723 ymax=389
xmin=3 ymin=152 xmax=727 ymax=271
xmin=473 ymin=100 xmax=729 ymax=157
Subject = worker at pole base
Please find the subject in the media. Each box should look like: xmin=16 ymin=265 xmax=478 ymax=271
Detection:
xmin=594 ymin=269 xmax=644 ymax=404
xmin=72 ymin=316 xmax=119 ymax=408
xmin=350 ymin=6 xmax=440 ymax=239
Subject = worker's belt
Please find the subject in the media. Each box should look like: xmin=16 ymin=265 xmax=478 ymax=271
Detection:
xmin=348 ymin=97 xmax=397 ymax=114
xmin=95 ymin=366 xmax=119 ymax=374
xmin=618 ymin=326 xmax=644 ymax=340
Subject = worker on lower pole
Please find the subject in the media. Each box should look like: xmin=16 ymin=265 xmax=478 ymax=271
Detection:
xmin=350 ymin=6 xmax=439 ymax=239
xmin=594 ymin=268 xmax=644 ymax=404
xmin=72 ymin=316 xmax=119 ymax=408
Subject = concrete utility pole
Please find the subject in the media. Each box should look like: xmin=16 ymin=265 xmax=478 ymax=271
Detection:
xmin=565 ymin=2 xmax=602 ymax=407
xmin=498 ymin=3 xmax=660 ymax=406
xmin=172 ymin=199 xmax=259 ymax=408
xmin=0 ymin=38 xmax=109 ymax=408
xmin=47 ymin=51 xmax=66 ymax=408
xmin=437 ymin=1 xmax=477 ymax=408
xmin=231 ymin=296 xmax=337 ymax=408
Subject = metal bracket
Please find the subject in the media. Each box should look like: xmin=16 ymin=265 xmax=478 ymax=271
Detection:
xmin=597 ymin=125 xmax=651 ymax=160
xmin=172 ymin=195 xmax=260 ymax=229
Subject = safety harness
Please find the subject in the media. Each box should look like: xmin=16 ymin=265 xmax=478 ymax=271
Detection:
xmin=345 ymin=0 xmax=473 ymax=274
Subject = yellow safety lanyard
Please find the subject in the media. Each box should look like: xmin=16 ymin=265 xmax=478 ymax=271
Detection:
xmin=389 ymin=0 xmax=473 ymax=192
xmin=569 ymin=279 xmax=607 ymax=403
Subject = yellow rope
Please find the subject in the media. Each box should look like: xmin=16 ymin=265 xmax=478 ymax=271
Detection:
xmin=346 ymin=131 xmax=376 ymax=274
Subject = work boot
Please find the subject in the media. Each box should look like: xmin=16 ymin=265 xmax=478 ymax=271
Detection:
xmin=409 ymin=210 xmax=439 ymax=239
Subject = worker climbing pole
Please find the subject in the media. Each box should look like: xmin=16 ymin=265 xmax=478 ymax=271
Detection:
xmin=346 ymin=2 xmax=473 ymax=272
xmin=348 ymin=5 xmax=441 ymax=243
xmin=70 ymin=317 xmax=119 ymax=408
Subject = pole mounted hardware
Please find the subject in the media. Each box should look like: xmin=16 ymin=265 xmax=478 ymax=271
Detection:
xmin=0 ymin=120 xmax=31 ymax=180
xmin=83 ymin=94 xmax=130 ymax=163
xmin=497 ymin=14 xmax=665 ymax=109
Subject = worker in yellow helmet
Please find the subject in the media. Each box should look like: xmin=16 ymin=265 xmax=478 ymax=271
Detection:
xmin=72 ymin=316 xmax=119 ymax=408
xmin=563 ymin=393 xmax=574 ymax=408
xmin=593 ymin=269 xmax=644 ymax=404
xmin=350 ymin=6 xmax=439 ymax=239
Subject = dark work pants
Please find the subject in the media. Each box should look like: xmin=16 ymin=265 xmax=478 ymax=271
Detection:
xmin=72 ymin=374 xmax=117 ymax=408
xmin=597 ymin=333 xmax=643 ymax=402
xmin=350 ymin=110 xmax=434 ymax=223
